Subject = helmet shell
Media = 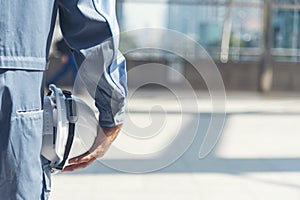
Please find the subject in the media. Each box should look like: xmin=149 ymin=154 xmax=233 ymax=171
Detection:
xmin=41 ymin=84 xmax=97 ymax=170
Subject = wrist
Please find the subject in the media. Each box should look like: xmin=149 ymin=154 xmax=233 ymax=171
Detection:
xmin=101 ymin=125 xmax=122 ymax=141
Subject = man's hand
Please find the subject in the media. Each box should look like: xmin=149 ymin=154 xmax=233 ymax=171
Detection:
xmin=62 ymin=125 xmax=122 ymax=172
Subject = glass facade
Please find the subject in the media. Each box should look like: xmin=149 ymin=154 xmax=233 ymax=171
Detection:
xmin=117 ymin=0 xmax=300 ymax=62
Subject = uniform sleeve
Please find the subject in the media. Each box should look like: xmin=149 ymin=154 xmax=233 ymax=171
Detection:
xmin=58 ymin=0 xmax=127 ymax=127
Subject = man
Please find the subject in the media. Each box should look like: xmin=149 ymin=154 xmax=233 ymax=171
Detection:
xmin=46 ymin=38 xmax=78 ymax=86
xmin=0 ymin=1 xmax=127 ymax=200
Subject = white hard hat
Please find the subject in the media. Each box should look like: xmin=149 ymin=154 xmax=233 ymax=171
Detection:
xmin=41 ymin=84 xmax=98 ymax=172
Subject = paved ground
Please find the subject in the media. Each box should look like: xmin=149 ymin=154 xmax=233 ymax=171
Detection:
xmin=49 ymin=90 xmax=300 ymax=200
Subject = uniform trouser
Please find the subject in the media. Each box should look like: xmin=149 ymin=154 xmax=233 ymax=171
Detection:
xmin=0 ymin=69 xmax=51 ymax=200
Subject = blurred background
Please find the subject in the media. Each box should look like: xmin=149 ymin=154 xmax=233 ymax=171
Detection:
xmin=48 ymin=0 xmax=300 ymax=199
xmin=49 ymin=0 xmax=300 ymax=92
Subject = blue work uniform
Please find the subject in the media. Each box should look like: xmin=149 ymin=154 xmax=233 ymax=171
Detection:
xmin=0 ymin=1 xmax=127 ymax=200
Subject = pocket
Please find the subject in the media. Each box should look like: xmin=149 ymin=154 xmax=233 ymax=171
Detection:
xmin=9 ymin=109 xmax=44 ymax=177
xmin=16 ymin=109 xmax=43 ymax=117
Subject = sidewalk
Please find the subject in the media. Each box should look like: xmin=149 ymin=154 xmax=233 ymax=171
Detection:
xmin=50 ymin=90 xmax=300 ymax=200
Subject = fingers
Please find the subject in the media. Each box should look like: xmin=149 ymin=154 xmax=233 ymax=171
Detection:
xmin=68 ymin=151 xmax=95 ymax=165
xmin=61 ymin=125 xmax=123 ymax=173
xmin=62 ymin=156 xmax=96 ymax=172
xmin=63 ymin=152 xmax=96 ymax=172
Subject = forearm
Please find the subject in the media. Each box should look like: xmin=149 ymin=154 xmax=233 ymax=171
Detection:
xmin=58 ymin=0 xmax=127 ymax=127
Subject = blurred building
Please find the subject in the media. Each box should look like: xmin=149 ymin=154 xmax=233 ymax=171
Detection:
xmin=115 ymin=0 xmax=300 ymax=91
xmin=47 ymin=0 xmax=300 ymax=91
